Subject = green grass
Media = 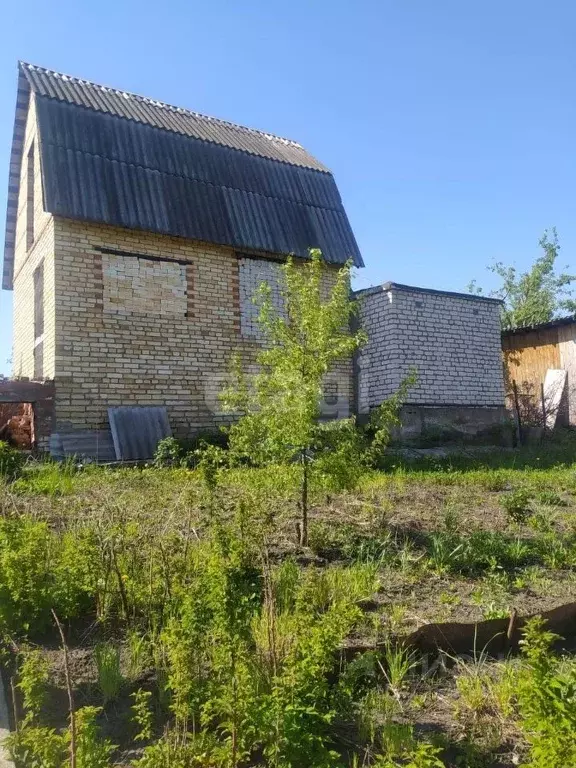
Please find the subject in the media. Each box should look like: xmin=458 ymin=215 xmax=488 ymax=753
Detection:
xmin=2 ymin=443 xmax=576 ymax=767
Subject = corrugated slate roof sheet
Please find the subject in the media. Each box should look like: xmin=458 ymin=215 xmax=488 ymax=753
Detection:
xmin=501 ymin=315 xmax=576 ymax=337
xmin=24 ymin=64 xmax=328 ymax=171
xmin=3 ymin=63 xmax=363 ymax=289
xmin=108 ymin=406 xmax=172 ymax=461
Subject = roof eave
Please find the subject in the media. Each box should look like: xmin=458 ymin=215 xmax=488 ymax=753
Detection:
xmin=353 ymin=282 xmax=502 ymax=304
xmin=2 ymin=63 xmax=31 ymax=291
xmin=501 ymin=315 xmax=576 ymax=337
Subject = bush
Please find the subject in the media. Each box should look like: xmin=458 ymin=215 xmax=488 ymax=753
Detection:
xmin=0 ymin=518 xmax=97 ymax=636
xmin=0 ymin=518 xmax=54 ymax=635
xmin=518 ymin=616 xmax=576 ymax=767
xmin=0 ymin=440 xmax=25 ymax=481
xmin=6 ymin=706 xmax=115 ymax=768
xmin=500 ymin=488 xmax=532 ymax=524
xmin=154 ymin=432 xmax=229 ymax=469
xmin=153 ymin=436 xmax=183 ymax=468
xmin=5 ymin=725 xmax=67 ymax=768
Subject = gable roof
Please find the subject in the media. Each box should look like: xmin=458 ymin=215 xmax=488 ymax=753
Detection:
xmin=2 ymin=62 xmax=363 ymax=290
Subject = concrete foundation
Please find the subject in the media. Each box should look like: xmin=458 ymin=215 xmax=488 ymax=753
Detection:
xmin=392 ymin=404 xmax=512 ymax=446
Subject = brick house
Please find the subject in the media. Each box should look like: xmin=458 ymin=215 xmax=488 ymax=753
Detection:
xmin=2 ymin=63 xmax=506 ymax=456
xmin=3 ymin=62 xmax=364 ymax=453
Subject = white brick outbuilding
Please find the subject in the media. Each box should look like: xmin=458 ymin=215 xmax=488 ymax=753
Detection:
xmin=354 ymin=282 xmax=507 ymax=441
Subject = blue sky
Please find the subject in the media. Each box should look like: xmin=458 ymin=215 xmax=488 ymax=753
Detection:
xmin=1 ymin=0 xmax=575 ymax=375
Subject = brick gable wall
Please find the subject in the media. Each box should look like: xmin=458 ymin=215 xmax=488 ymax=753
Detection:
xmin=12 ymin=95 xmax=56 ymax=382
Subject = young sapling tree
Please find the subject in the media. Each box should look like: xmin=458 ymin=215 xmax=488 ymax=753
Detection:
xmin=221 ymin=249 xmax=364 ymax=546
xmin=221 ymin=248 xmax=412 ymax=546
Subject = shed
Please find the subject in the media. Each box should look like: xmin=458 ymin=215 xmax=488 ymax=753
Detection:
xmin=502 ymin=317 xmax=576 ymax=427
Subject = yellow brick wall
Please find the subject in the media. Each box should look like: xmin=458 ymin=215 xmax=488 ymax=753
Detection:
xmin=53 ymin=218 xmax=257 ymax=435
xmin=51 ymin=217 xmax=352 ymax=437
xmin=12 ymin=94 xmax=56 ymax=381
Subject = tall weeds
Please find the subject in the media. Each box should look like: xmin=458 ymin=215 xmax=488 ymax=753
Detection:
xmin=5 ymin=457 xmax=576 ymax=767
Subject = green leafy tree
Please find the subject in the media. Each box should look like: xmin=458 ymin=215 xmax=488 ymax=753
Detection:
xmin=469 ymin=229 xmax=576 ymax=330
xmin=221 ymin=249 xmax=365 ymax=546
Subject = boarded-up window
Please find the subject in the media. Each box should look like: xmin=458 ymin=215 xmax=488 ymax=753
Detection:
xmin=26 ymin=143 xmax=35 ymax=251
xmin=33 ymin=342 xmax=44 ymax=381
xmin=33 ymin=261 xmax=44 ymax=380
xmin=33 ymin=262 xmax=44 ymax=340
xmin=102 ymin=253 xmax=187 ymax=316
xmin=238 ymin=257 xmax=285 ymax=338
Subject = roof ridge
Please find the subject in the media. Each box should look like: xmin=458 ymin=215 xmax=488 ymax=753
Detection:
xmin=19 ymin=61 xmax=304 ymax=150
